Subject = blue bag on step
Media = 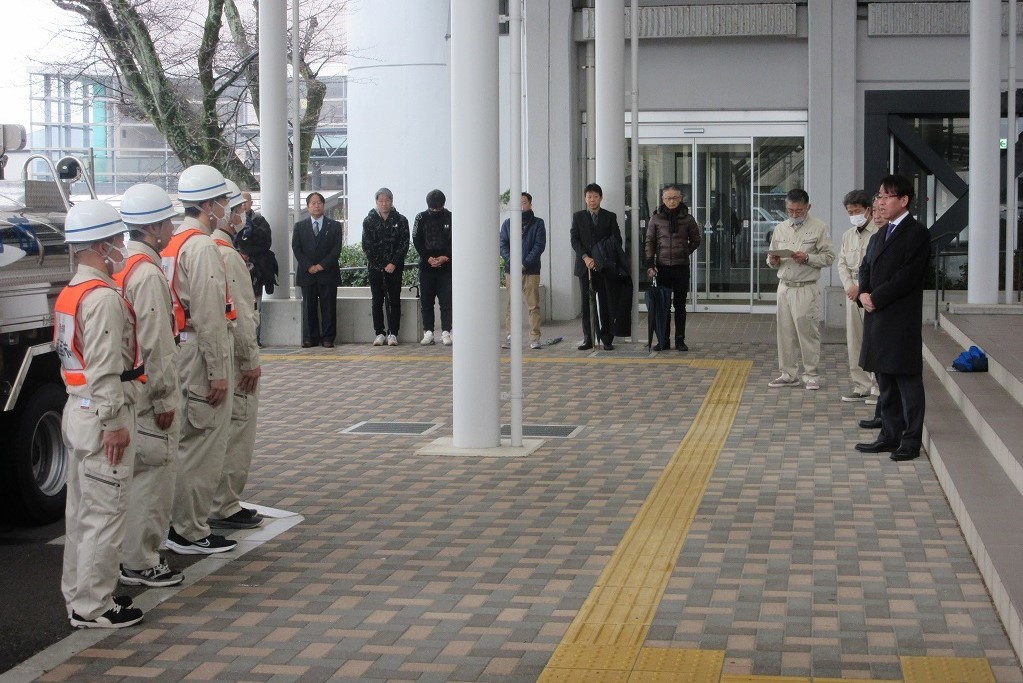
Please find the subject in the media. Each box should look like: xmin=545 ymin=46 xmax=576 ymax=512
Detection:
xmin=951 ymin=345 xmax=988 ymax=372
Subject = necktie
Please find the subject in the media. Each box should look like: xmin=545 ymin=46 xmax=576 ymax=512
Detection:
xmin=313 ymin=220 xmax=320 ymax=236
xmin=591 ymin=212 xmax=598 ymax=225
xmin=885 ymin=222 xmax=896 ymax=240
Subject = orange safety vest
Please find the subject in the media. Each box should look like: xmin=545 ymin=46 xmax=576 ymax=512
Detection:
xmin=161 ymin=228 xmax=236 ymax=330
xmin=53 ymin=279 xmax=145 ymax=387
xmin=212 ymin=237 xmax=239 ymax=321
xmin=114 ymin=252 xmax=179 ymax=338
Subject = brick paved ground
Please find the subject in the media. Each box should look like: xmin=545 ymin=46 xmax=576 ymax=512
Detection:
xmin=29 ymin=315 xmax=1023 ymax=682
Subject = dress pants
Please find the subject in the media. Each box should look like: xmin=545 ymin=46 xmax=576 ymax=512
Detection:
xmin=505 ymin=273 xmax=541 ymax=341
xmin=845 ymin=293 xmax=873 ymax=394
xmin=656 ymin=264 xmax=690 ymax=346
xmin=211 ymin=347 xmax=259 ymax=521
xmin=776 ymin=282 xmax=822 ymax=381
xmin=368 ymin=267 xmax=403 ymax=335
xmin=877 ymin=372 xmax=925 ymax=450
xmin=61 ymin=397 xmax=135 ymax=620
xmin=301 ymin=282 xmax=337 ymax=344
xmin=122 ymin=404 xmax=178 ymax=571
xmin=579 ymin=271 xmax=612 ymax=344
xmin=170 ymin=334 xmax=234 ymax=541
xmin=419 ymin=265 xmax=452 ymax=333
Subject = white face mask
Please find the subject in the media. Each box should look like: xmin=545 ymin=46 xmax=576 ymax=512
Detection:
xmin=849 ymin=214 xmax=868 ymax=228
xmin=95 ymin=242 xmax=127 ymax=275
xmin=790 ymin=215 xmax=806 ymax=226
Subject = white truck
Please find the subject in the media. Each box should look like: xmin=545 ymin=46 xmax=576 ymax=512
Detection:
xmin=1 ymin=124 xmax=96 ymax=523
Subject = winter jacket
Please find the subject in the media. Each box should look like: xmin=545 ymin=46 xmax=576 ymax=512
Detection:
xmin=644 ymin=204 xmax=701 ymax=268
xmin=412 ymin=208 xmax=452 ymax=267
xmin=362 ymin=208 xmax=410 ymax=271
xmin=500 ymin=211 xmax=546 ymax=274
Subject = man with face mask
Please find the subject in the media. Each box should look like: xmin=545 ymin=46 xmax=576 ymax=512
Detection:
xmin=766 ymin=189 xmax=835 ymax=390
xmin=208 ymin=180 xmax=263 ymax=530
xmin=162 ymin=164 xmax=236 ymax=555
xmin=114 ymin=184 xmax=185 ymax=588
xmin=55 ymin=200 xmax=145 ymax=628
xmin=837 ymin=190 xmax=879 ymax=403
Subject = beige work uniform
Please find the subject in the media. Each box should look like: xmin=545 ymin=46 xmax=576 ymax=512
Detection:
xmin=767 ymin=214 xmax=835 ymax=381
xmin=60 ymin=266 xmax=140 ymax=621
xmin=210 ymin=228 xmax=260 ymax=520
xmin=838 ymin=222 xmax=878 ymax=394
xmin=119 ymin=241 xmax=180 ymax=570
xmin=167 ymin=216 xmax=234 ymax=541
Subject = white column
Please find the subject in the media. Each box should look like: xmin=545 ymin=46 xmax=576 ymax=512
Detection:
xmin=1008 ymin=0 xmax=1019 ymax=304
xmin=968 ymin=0 xmax=1001 ymax=304
xmin=508 ymin=0 xmax=524 ymax=446
xmin=259 ymin=0 xmax=289 ymax=300
xmin=595 ymin=0 xmax=625 ymax=218
xmin=451 ymin=0 xmax=500 ymax=448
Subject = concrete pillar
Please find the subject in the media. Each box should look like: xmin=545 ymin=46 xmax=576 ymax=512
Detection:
xmin=523 ymin=0 xmax=576 ymax=321
xmin=258 ymin=0 xmax=289 ymax=300
xmin=594 ymin=0 xmax=625 ymax=219
xmin=968 ymin=0 xmax=1001 ymax=304
xmin=451 ymin=0 xmax=500 ymax=448
xmin=347 ymin=1 xmax=450 ymax=243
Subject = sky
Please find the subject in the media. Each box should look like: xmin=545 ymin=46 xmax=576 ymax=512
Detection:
xmin=0 ymin=1 xmax=80 ymax=128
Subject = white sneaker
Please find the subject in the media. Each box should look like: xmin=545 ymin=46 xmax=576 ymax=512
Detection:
xmin=501 ymin=335 xmax=511 ymax=349
xmin=441 ymin=331 xmax=452 ymax=346
xmin=372 ymin=334 xmax=386 ymax=346
xmin=387 ymin=334 xmax=398 ymax=346
xmin=767 ymin=374 xmax=800 ymax=388
xmin=530 ymin=340 xmax=542 ymax=350
xmin=865 ymin=394 xmax=878 ymax=405
xmin=805 ymin=378 xmax=821 ymax=391
xmin=420 ymin=330 xmax=435 ymax=345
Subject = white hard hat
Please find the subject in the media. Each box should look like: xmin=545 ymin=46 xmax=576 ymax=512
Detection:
xmin=64 ymin=200 xmax=125 ymax=244
xmin=177 ymin=164 xmax=228 ymax=204
xmin=120 ymin=183 xmax=178 ymax=225
xmin=223 ymin=179 xmax=245 ymax=209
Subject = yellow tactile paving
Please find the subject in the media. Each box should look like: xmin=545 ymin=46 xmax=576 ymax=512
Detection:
xmin=539 ymin=360 xmax=752 ymax=681
xmin=634 ymin=647 xmax=725 ymax=676
xmin=720 ymin=676 xmax=811 ymax=683
xmin=900 ymin=656 xmax=996 ymax=683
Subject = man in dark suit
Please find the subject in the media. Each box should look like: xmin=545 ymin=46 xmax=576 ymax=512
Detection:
xmin=855 ymin=174 xmax=931 ymax=461
xmin=570 ymin=183 xmax=622 ymax=350
xmin=292 ymin=192 xmax=343 ymax=347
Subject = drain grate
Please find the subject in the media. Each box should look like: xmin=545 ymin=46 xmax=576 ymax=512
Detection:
xmin=342 ymin=421 xmax=440 ymax=435
xmin=500 ymin=424 xmax=581 ymax=438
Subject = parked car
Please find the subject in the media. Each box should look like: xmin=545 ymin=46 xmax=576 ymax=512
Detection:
xmin=750 ymin=206 xmax=783 ymax=253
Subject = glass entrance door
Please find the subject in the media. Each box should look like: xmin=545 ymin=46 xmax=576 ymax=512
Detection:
xmin=636 ymin=133 xmax=805 ymax=311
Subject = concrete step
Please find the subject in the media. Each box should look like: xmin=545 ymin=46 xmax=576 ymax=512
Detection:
xmin=922 ymin=364 xmax=1023 ymax=661
xmin=922 ymin=324 xmax=1023 ymax=499
xmin=940 ymin=312 xmax=1023 ymax=406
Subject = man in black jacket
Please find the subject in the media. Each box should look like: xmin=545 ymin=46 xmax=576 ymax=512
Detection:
xmin=855 ymin=175 xmax=931 ymax=462
xmin=362 ymin=188 xmax=410 ymax=346
xmin=292 ymin=192 xmax=343 ymax=347
xmin=570 ymin=183 xmax=622 ymax=350
xmin=412 ymin=190 xmax=453 ymax=346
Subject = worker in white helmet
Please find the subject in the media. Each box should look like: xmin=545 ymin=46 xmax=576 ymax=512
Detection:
xmin=55 ymin=200 xmax=145 ymax=628
xmin=163 ymin=164 xmax=237 ymax=555
xmin=208 ymin=179 xmax=263 ymax=530
xmin=114 ymin=183 xmax=185 ymax=588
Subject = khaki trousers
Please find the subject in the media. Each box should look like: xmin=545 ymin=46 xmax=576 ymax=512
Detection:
xmin=505 ymin=273 xmax=541 ymax=341
xmin=170 ymin=334 xmax=234 ymax=541
xmin=122 ymin=406 xmax=178 ymax=570
xmin=61 ymin=397 xmax=135 ymax=620
xmin=845 ymin=294 xmax=874 ymax=394
xmin=776 ymin=282 xmax=822 ymax=381
xmin=210 ymin=369 xmax=260 ymax=520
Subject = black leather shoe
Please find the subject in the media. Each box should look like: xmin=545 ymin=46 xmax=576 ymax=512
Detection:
xmin=890 ymin=447 xmax=921 ymax=462
xmin=651 ymin=344 xmax=662 ymax=352
xmin=677 ymin=343 xmax=689 ymax=352
xmin=855 ymin=438 xmax=898 ymax=453
xmin=602 ymin=342 xmax=614 ymax=351
xmin=858 ymin=418 xmax=882 ymax=429
xmin=301 ymin=341 xmax=313 ymax=348
xmin=578 ymin=339 xmax=593 ymax=351
xmin=322 ymin=340 xmax=334 ymax=348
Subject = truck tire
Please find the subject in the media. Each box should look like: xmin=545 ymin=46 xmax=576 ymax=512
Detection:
xmin=11 ymin=384 xmax=68 ymax=523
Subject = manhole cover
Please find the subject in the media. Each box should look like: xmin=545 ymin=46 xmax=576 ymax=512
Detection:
xmin=342 ymin=421 xmax=440 ymax=435
xmin=500 ymin=424 xmax=580 ymax=438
